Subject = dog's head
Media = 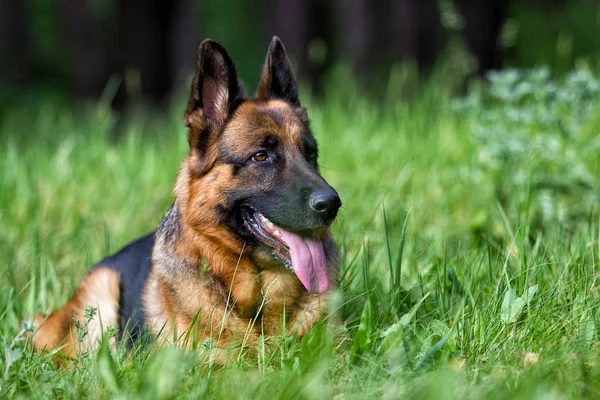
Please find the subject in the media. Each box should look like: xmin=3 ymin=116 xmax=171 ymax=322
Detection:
xmin=179 ymin=37 xmax=340 ymax=294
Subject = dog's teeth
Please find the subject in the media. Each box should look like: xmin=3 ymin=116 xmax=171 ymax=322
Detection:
xmin=258 ymin=213 xmax=275 ymax=229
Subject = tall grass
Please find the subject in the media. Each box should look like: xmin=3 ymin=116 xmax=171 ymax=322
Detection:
xmin=1 ymin=68 xmax=599 ymax=399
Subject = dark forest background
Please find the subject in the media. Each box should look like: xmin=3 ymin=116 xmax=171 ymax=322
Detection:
xmin=0 ymin=0 xmax=599 ymax=114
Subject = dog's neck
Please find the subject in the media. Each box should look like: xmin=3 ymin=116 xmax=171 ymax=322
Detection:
xmin=152 ymin=201 xmax=265 ymax=318
xmin=153 ymin=201 xmax=245 ymax=271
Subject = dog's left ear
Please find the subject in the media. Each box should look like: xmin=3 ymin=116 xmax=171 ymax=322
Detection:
xmin=255 ymin=36 xmax=300 ymax=106
xmin=185 ymin=39 xmax=245 ymax=129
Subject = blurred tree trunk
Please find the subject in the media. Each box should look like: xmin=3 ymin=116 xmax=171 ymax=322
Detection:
xmin=114 ymin=0 xmax=172 ymax=108
xmin=306 ymin=0 xmax=334 ymax=96
xmin=336 ymin=0 xmax=377 ymax=77
xmin=456 ymin=0 xmax=507 ymax=73
xmin=388 ymin=0 xmax=442 ymax=70
xmin=268 ymin=0 xmax=333 ymax=96
xmin=168 ymin=0 xmax=198 ymax=86
xmin=61 ymin=0 xmax=108 ymax=99
xmin=0 ymin=0 xmax=30 ymax=87
xmin=271 ymin=0 xmax=309 ymax=74
xmin=334 ymin=0 xmax=441 ymax=93
xmin=113 ymin=0 xmax=198 ymax=109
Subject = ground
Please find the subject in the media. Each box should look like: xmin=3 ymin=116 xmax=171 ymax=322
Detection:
xmin=1 ymin=69 xmax=599 ymax=399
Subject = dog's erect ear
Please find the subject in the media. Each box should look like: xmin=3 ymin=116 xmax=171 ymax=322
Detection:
xmin=184 ymin=40 xmax=245 ymax=129
xmin=255 ymin=36 xmax=300 ymax=106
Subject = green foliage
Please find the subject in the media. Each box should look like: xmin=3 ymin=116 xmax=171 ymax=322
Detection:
xmin=0 ymin=322 xmax=35 ymax=392
xmin=500 ymin=285 xmax=537 ymax=325
xmin=456 ymin=66 xmax=600 ymax=231
xmin=508 ymin=0 xmax=600 ymax=73
xmin=1 ymin=68 xmax=600 ymax=398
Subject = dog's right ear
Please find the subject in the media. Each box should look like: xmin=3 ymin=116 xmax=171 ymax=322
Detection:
xmin=184 ymin=39 xmax=245 ymax=133
xmin=255 ymin=36 xmax=300 ymax=106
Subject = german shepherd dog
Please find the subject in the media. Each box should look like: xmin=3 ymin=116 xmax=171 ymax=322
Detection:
xmin=31 ymin=37 xmax=341 ymax=363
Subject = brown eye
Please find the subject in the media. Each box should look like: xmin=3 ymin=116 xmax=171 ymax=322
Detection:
xmin=252 ymin=150 xmax=268 ymax=162
xmin=307 ymin=150 xmax=317 ymax=160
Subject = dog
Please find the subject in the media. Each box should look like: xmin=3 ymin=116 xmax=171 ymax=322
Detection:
xmin=32 ymin=36 xmax=341 ymax=363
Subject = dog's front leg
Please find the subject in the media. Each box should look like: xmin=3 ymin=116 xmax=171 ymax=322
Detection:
xmin=285 ymin=292 xmax=330 ymax=337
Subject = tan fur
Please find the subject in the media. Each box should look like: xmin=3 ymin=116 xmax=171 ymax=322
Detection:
xmin=32 ymin=268 xmax=119 ymax=363
xmin=172 ymin=160 xmax=263 ymax=317
xmin=223 ymin=101 xmax=307 ymax=154
xmin=32 ymin=100 xmax=336 ymax=363
xmin=32 ymin=39 xmax=339 ymax=364
xmin=139 ymin=98 xmax=337 ymax=359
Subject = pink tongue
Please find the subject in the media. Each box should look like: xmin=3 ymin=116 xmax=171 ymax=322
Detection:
xmin=278 ymin=229 xmax=329 ymax=294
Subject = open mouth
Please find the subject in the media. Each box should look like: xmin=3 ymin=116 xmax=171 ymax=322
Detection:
xmin=242 ymin=208 xmax=292 ymax=268
xmin=241 ymin=207 xmax=329 ymax=294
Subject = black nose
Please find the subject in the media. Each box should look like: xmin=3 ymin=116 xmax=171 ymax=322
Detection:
xmin=309 ymin=190 xmax=341 ymax=221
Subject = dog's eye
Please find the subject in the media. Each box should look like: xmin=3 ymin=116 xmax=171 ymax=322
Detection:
xmin=307 ymin=150 xmax=317 ymax=160
xmin=252 ymin=150 xmax=268 ymax=162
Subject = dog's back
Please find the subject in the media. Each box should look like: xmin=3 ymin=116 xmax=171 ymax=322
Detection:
xmin=92 ymin=233 xmax=154 ymax=342
xmin=32 ymin=234 xmax=153 ymax=361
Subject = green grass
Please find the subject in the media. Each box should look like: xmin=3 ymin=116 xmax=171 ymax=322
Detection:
xmin=1 ymin=70 xmax=600 ymax=399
